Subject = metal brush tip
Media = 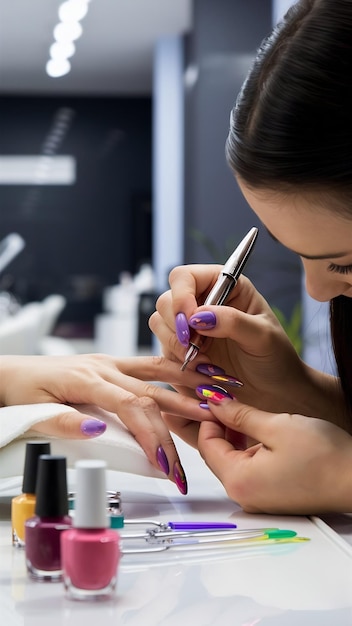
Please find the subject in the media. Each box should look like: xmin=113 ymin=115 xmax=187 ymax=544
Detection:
xmin=181 ymin=344 xmax=199 ymax=371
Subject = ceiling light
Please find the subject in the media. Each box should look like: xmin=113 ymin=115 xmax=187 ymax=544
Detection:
xmin=53 ymin=21 xmax=83 ymax=43
xmin=50 ymin=41 xmax=76 ymax=60
xmin=58 ymin=0 xmax=89 ymax=23
xmin=46 ymin=1 xmax=91 ymax=78
xmin=46 ymin=58 xmax=71 ymax=78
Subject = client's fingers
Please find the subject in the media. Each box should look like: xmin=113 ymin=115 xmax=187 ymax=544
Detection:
xmin=162 ymin=412 xmax=200 ymax=449
xmin=31 ymin=409 xmax=106 ymax=439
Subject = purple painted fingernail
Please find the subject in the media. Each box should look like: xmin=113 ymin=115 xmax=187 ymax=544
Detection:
xmin=196 ymin=363 xmax=243 ymax=386
xmin=199 ymin=402 xmax=210 ymax=410
xmin=196 ymin=385 xmax=234 ymax=403
xmin=157 ymin=446 xmax=170 ymax=475
xmin=175 ymin=312 xmax=190 ymax=346
xmin=173 ymin=461 xmax=188 ymax=495
xmin=81 ymin=419 xmax=107 ymax=437
xmin=197 ymin=363 xmax=225 ymax=376
xmin=189 ymin=311 xmax=217 ymax=330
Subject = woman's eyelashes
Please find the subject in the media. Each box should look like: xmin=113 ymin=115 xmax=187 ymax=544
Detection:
xmin=328 ymin=262 xmax=352 ymax=275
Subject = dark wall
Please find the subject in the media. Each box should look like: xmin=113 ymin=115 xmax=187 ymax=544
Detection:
xmin=184 ymin=0 xmax=302 ymax=317
xmin=0 ymin=96 xmax=152 ymax=324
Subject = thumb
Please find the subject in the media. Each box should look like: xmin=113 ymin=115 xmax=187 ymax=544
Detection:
xmin=206 ymin=397 xmax=279 ymax=446
xmin=31 ymin=409 xmax=107 ymax=439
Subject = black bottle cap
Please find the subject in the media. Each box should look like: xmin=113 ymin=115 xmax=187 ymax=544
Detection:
xmin=22 ymin=441 xmax=51 ymax=494
xmin=35 ymin=455 xmax=69 ymax=517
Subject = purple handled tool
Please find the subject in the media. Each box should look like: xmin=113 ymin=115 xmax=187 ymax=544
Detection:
xmin=123 ymin=519 xmax=237 ymax=532
xmin=167 ymin=522 xmax=237 ymax=530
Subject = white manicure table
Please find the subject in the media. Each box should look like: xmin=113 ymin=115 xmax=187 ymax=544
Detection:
xmin=1 ymin=437 xmax=352 ymax=626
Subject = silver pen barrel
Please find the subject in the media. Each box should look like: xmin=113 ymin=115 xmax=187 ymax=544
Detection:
xmin=181 ymin=227 xmax=258 ymax=370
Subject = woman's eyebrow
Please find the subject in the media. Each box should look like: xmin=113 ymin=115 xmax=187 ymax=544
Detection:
xmin=264 ymin=227 xmax=349 ymax=260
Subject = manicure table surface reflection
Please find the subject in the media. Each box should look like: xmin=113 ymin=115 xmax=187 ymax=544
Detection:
xmin=2 ymin=438 xmax=352 ymax=626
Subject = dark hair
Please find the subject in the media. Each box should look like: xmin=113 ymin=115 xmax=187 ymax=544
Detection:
xmin=225 ymin=0 xmax=352 ymax=416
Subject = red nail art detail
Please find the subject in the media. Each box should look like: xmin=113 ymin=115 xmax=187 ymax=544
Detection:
xmin=173 ymin=461 xmax=188 ymax=495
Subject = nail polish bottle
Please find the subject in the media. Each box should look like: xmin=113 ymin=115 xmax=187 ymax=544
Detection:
xmin=11 ymin=441 xmax=51 ymax=547
xmin=25 ymin=455 xmax=72 ymax=581
xmin=61 ymin=459 xmax=120 ymax=600
xmin=107 ymin=494 xmax=124 ymax=529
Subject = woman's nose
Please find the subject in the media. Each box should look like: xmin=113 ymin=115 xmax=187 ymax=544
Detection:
xmin=303 ymin=262 xmax=345 ymax=302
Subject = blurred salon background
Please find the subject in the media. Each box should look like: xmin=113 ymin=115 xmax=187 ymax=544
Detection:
xmin=0 ymin=0 xmax=334 ymax=373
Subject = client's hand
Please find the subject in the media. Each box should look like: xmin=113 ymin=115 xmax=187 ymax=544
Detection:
xmin=0 ymin=353 xmax=209 ymax=493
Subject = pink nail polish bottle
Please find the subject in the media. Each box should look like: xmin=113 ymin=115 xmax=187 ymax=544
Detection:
xmin=24 ymin=455 xmax=72 ymax=581
xmin=61 ymin=460 xmax=120 ymax=601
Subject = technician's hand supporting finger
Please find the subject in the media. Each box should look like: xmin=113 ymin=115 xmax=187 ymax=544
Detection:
xmin=196 ymin=395 xmax=352 ymax=515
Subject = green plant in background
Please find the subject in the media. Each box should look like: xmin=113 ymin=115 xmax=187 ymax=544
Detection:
xmin=271 ymin=302 xmax=302 ymax=356
xmin=188 ymin=228 xmax=239 ymax=264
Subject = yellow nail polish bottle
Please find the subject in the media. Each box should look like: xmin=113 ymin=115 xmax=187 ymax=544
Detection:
xmin=11 ymin=441 xmax=51 ymax=547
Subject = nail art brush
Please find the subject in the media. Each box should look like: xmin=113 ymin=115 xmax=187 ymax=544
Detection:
xmin=122 ymin=519 xmax=237 ymax=531
xmin=120 ymin=529 xmax=308 ymax=554
xmin=121 ymin=527 xmax=297 ymax=544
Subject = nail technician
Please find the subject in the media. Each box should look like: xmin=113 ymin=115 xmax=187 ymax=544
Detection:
xmin=149 ymin=0 xmax=352 ymax=514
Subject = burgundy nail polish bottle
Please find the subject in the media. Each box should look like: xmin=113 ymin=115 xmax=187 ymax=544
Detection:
xmin=61 ymin=460 xmax=120 ymax=600
xmin=25 ymin=455 xmax=72 ymax=581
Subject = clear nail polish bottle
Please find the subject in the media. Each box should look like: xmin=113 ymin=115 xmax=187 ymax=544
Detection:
xmin=25 ymin=455 xmax=72 ymax=581
xmin=61 ymin=459 xmax=120 ymax=601
xmin=11 ymin=441 xmax=51 ymax=547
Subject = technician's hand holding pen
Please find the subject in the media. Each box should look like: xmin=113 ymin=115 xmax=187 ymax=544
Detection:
xmin=149 ymin=228 xmax=347 ymax=438
xmin=149 ymin=226 xmax=352 ymax=514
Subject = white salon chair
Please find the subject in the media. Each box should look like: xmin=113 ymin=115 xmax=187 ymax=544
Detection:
xmin=37 ymin=294 xmax=76 ymax=356
xmin=0 ymin=302 xmax=43 ymax=354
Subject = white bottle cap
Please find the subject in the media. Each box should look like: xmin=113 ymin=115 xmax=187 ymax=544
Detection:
xmin=74 ymin=460 xmax=109 ymax=529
